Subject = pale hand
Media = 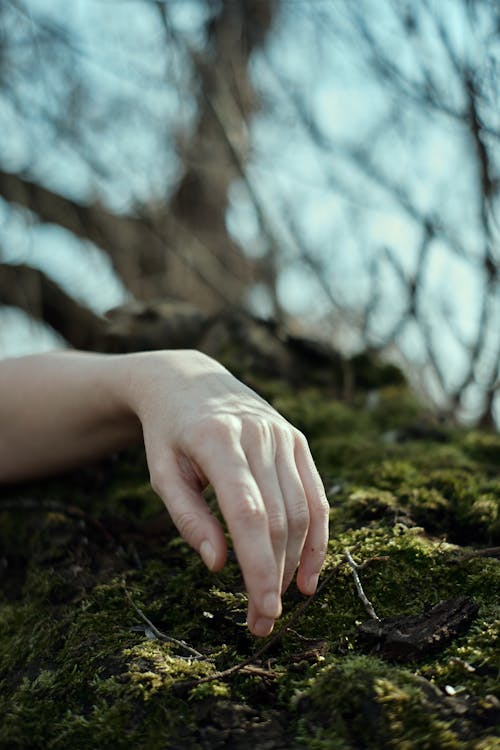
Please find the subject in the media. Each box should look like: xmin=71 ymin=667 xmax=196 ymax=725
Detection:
xmin=0 ymin=348 xmax=330 ymax=637
xmin=125 ymin=350 xmax=330 ymax=637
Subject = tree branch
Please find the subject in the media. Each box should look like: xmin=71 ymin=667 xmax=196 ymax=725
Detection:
xmin=0 ymin=262 xmax=107 ymax=350
xmin=155 ymin=0 xmax=279 ymax=314
xmin=0 ymin=168 xmax=168 ymax=300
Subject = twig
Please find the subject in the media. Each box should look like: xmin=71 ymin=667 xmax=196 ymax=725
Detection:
xmin=344 ymin=547 xmax=380 ymax=621
xmin=174 ymin=553 xmax=349 ymax=691
xmin=239 ymin=664 xmax=277 ymax=680
xmin=447 ymin=546 xmax=500 ymax=562
xmin=285 ymin=627 xmax=326 ymax=644
xmin=123 ymin=585 xmax=203 ymax=658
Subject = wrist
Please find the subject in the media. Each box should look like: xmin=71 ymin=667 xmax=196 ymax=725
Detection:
xmin=116 ymin=349 xmax=223 ymax=417
xmin=94 ymin=352 xmax=144 ymax=438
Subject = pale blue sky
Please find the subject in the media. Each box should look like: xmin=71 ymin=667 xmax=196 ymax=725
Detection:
xmin=0 ymin=0 xmax=498 ymax=421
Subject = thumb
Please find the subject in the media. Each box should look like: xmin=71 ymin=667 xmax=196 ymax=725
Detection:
xmin=148 ymin=449 xmax=227 ymax=572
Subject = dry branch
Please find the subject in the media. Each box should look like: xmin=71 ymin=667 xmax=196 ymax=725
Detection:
xmin=123 ymin=585 xmax=203 ymax=658
xmin=344 ymin=547 xmax=380 ymax=622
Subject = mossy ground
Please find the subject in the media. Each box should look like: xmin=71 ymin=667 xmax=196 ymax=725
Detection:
xmin=1 ymin=367 xmax=499 ymax=749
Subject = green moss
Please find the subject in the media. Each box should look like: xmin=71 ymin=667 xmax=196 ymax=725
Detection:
xmin=462 ymin=432 xmax=500 ymax=465
xmin=341 ymin=487 xmax=400 ymax=524
xmin=365 ymin=385 xmax=423 ymax=431
xmin=273 ymin=388 xmax=373 ymax=438
xmin=1 ymin=360 xmax=499 ymax=749
xmin=294 ymin=656 xmax=467 ymax=749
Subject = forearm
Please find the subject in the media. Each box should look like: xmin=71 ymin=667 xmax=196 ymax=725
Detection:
xmin=0 ymin=350 xmax=142 ymax=482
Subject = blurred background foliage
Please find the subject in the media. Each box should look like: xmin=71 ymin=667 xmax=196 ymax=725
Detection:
xmin=0 ymin=0 xmax=498 ymax=426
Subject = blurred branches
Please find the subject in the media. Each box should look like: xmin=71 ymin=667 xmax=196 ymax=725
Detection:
xmin=0 ymin=261 xmax=106 ymax=349
xmin=0 ymin=0 xmax=498 ymax=426
xmin=258 ymin=0 xmax=499 ymax=425
xmin=0 ymin=0 xmax=277 ymax=312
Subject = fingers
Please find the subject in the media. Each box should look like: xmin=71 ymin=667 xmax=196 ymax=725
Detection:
xmin=189 ymin=420 xmax=283 ymax=633
xmin=243 ymin=424 xmax=326 ymax=601
xmin=274 ymin=437 xmax=310 ymax=593
xmin=247 ymin=596 xmax=276 ymax=638
xmin=242 ymin=425 xmax=287 ymax=591
xmin=189 ymin=418 xmax=329 ymax=636
xmin=146 ymin=413 xmax=329 ymax=639
xmin=148 ymin=447 xmax=228 ymax=572
xmin=210 ymin=459 xmax=283 ymax=628
xmin=293 ymin=434 xmax=330 ymax=596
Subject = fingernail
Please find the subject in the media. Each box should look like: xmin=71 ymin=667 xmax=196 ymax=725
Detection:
xmin=262 ymin=592 xmax=282 ymax=619
xmin=200 ymin=540 xmax=216 ymax=570
xmin=254 ymin=618 xmax=274 ymax=637
xmin=307 ymin=573 xmax=319 ymax=595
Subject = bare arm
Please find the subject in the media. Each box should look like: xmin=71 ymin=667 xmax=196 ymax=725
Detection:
xmin=0 ymin=350 xmax=141 ymax=481
xmin=0 ymin=349 xmax=329 ymax=637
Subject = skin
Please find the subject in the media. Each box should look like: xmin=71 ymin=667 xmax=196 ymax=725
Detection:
xmin=0 ymin=349 xmax=330 ymax=636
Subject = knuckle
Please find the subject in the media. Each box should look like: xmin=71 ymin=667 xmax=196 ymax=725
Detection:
xmin=234 ymin=492 xmax=266 ymax=524
xmin=173 ymin=509 xmax=201 ymax=543
xmin=273 ymin=422 xmax=295 ymax=447
xmin=288 ymin=503 xmax=310 ymax=535
xmin=212 ymin=414 xmax=241 ymax=439
xmin=189 ymin=414 xmax=239 ymax=442
xmin=241 ymin=417 xmax=274 ymax=452
xmin=249 ymin=417 xmax=272 ymax=440
xmin=228 ymin=477 xmax=256 ymax=497
xmin=293 ymin=429 xmax=309 ymax=449
xmin=149 ymin=466 xmax=168 ymax=496
xmin=319 ymin=495 xmax=331 ymax=516
xmin=312 ymin=491 xmax=330 ymax=518
xmin=267 ymin=511 xmax=287 ymax=545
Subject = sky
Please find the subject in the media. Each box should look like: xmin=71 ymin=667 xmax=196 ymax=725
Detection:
xmin=0 ymin=0 xmax=498 ymax=422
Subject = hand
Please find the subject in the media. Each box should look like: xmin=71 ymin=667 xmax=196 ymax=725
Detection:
xmin=125 ymin=350 xmax=330 ymax=637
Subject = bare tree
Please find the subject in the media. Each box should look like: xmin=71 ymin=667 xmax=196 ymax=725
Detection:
xmin=0 ymin=0 xmax=498 ymax=425
xmin=0 ymin=0 xmax=279 ymax=324
xmin=249 ymin=0 xmax=499 ymax=425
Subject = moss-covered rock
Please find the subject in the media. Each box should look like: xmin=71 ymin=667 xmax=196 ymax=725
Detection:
xmin=0 ymin=358 xmax=499 ymax=749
